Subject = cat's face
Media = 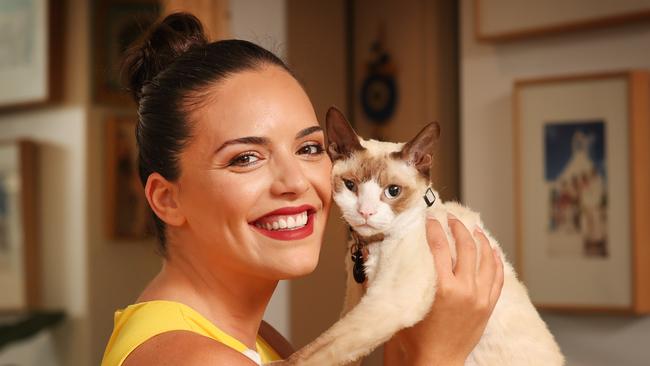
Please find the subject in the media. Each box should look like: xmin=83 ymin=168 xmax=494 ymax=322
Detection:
xmin=325 ymin=107 xmax=440 ymax=237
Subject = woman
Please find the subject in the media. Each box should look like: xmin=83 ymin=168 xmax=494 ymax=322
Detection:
xmin=102 ymin=13 xmax=504 ymax=366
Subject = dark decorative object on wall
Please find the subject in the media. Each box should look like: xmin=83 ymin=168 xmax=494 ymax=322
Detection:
xmin=93 ymin=0 xmax=160 ymax=106
xmin=360 ymin=25 xmax=398 ymax=125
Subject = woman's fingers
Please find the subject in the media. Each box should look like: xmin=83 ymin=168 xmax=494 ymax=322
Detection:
xmin=448 ymin=216 xmax=477 ymax=282
xmin=475 ymin=228 xmax=496 ymax=294
xmin=489 ymin=249 xmax=505 ymax=308
xmin=426 ymin=218 xmax=453 ymax=283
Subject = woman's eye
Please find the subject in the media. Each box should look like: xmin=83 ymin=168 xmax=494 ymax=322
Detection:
xmin=343 ymin=179 xmax=356 ymax=192
xmin=298 ymin=143 xmax=324 ymax=155
xmin=384 ymin=185 xmax=401 ymax=199
xmin=229 ymin=153 xmax=260 ymax=167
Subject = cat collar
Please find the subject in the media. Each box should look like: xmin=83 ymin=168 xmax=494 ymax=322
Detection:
xmin=349 ymin=228 xmax=385 ymax=284
xmin=423 ymin=187 xmax=436 ymax=207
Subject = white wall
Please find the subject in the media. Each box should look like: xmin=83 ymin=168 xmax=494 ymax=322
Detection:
xmin=461 ymin=1 xmax=650 ymax=365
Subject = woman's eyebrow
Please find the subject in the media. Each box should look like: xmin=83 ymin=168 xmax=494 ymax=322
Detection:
xmin=295 ymin=125 xmax=323 ymax=139
xmin=215 ymin=136 xmax=270 ymax=153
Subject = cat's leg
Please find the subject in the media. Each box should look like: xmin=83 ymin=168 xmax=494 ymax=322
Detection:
xmin=284 ymin=239 xmax=435 ymax=366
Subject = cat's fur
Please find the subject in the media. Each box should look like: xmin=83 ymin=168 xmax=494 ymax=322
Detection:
xmin=270 ymin=107 xmax=564 ymax=366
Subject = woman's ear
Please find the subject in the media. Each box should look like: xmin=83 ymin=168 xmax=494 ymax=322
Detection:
xmin=325 ymin=106 xmax=365 ymax=161
xmin=144 ymin=172 xmax=186 ymax=227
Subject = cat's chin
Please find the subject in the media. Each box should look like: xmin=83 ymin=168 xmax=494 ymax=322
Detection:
xmin=350 ymin=224 xmax=383 ymax=237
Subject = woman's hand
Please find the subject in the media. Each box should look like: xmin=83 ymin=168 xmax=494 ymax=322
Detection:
xmin=385 ymin=216 xmax=505 ymax=366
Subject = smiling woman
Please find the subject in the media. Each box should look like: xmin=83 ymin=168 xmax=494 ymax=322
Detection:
xmin=101 ymin=11 xmax=503 ymax=366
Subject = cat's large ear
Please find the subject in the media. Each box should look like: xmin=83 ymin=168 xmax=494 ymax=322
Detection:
xmin=395 ymin=122 xmax=440 ymax=178
xmin=325 ymin=106 xmax=365 ymax=161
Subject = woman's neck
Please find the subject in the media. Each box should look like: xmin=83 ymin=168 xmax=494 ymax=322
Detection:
xmin=138 ymin=253 xmax=277 ymax=349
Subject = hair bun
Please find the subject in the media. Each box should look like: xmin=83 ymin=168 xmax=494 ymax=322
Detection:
xmin=121 ymin=12 xmax=208 ymax=102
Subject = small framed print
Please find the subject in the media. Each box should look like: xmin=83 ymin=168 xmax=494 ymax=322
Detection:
xmin=0 ymin=0 xmax=62 ymax=110
xmin=105 ymin=115 xmax=151 ymax=240
xmin=513 ymin=71 xmax=650 ymax=314
xmin=93 ymin=0 xmax=161 ymax=106
xmin=0 ymin=141 xmax=39 ymax=311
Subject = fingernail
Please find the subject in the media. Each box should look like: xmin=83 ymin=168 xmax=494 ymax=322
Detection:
xmin=447 ymin=213 xmax=458 ymax=221
xmin=474 ymin=226 xmax=484 ymax=235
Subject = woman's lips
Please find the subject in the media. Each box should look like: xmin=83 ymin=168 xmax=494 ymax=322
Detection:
xmin=250 ymin=205 xmax=316 ymax=241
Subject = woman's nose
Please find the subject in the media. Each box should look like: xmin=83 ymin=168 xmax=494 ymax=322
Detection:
xmin=270 ymin=154 xmax=310 ymax=197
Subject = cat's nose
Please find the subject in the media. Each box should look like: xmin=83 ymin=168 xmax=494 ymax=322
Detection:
xmin=358 ymin=209 xmax=376 ymax=219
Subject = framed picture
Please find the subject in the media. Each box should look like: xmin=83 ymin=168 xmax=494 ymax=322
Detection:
xmin=476 ymin=0 xmax=650 ymax=42
xmin=0 ymin=141 xmax=39 ymax=311
xmin=513 ymin=71 xmax=650 ymax=314
xmin=93 ymin=0 xmax=161 ymax=106
xmin=105 ymin=115 xmax=151 ymax=240
xmin=0 ymin=0 xmax=62 ymax=110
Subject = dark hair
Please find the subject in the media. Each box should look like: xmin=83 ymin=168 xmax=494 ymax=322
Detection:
xmin=122 ymin=13 xmax=291 ymax=252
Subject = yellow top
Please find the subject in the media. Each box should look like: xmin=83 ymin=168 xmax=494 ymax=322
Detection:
xmin=101 ymin=300 xmax=282 ymax=366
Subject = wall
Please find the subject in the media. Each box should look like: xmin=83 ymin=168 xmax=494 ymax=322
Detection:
xmin=0 ymin=0 xmax=91 ymax=364
xmin=460 ymin=1 xmax=650 ymax=365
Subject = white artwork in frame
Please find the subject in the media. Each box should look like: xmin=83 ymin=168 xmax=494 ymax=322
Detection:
xmin=0 ymin=0 xmax=49 ymax=108
xmin=513 ymin=71 xmax=650 ymax=313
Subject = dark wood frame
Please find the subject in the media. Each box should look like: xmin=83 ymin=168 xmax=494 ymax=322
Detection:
xmin=93 ymin=0 xmax=160 ymax=106
xmin=0 ymin=0 xmax=64 ymax=111
xmin=0 ymin=141 xmax=40 ymax=313
xmin=105 ymin=115 xmax=151 ymax=240
xmin=513 ymin=71 xmax=650 ymax=314
xmin=475 ymin=0 xmax=650 ymax=42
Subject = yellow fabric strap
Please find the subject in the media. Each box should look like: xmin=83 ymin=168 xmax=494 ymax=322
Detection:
xmin=101 ymin=300 xmax=281 ymax=366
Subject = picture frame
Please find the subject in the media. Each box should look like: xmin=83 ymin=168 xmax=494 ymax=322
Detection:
xmin=0 ymin=0 xmax=63 ymax=110
xmin=475 ymin=0 xmax=650 ymax=42
xmin=0 ymin=141 xmax=39 ymax=312
xmin=105 ymin=115 xmax=151 ymax=240
xmin=513 ymin=71 xmax=650 ymax=314
xmin=93 ymin=0 xmax=161 ymax=106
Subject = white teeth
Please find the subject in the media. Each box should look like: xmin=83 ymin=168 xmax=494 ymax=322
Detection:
xmin=255 ymin=211 xmax=310 ymax=231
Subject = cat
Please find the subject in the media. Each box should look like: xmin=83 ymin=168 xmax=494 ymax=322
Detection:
xmin=269 ymin=107 xmax=564 ymax=366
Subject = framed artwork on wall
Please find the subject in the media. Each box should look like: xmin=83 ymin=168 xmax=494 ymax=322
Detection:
xmin=513 ymin=71 xmax=650 ymax=314
xmin=0 ymin=0 xmax=62 ymax=110
xmin=0 ymin=141 xmax=39 ymax=311
xmin=105 ymin=115 xmax=151 ymax=240
xmin=476 ymin=0 xmax=650 ymax=42
xmin=93 ymin=0 xmax=161 ymax=106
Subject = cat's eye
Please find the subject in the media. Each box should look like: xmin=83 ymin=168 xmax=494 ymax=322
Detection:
xmin=343 ymin=179 xmax=356 ymax=192
xmin=384 ymin=185 xmax=401 ymax=199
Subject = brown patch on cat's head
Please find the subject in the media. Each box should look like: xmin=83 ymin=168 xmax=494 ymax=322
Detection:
xmin=325 ymin=106 xmax=365 ymax=161
xmin=391 ymin=122 xmax=440 ymax=180
xmin=333 ymin=151 xmax=422 ymax=215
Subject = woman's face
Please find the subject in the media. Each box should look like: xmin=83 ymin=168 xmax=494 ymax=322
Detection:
xmin=173 ymin=65 xmax=332 ymax=280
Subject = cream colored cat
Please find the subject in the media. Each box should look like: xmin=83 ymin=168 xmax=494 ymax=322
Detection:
xmin=270 ymin=107 xmax=564 ymax=366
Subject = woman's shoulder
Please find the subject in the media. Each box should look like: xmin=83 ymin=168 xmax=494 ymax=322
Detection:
xmin=122 ymin=330 xmax=258 ymax=366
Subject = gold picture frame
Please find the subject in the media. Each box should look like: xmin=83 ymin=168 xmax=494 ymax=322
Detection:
xmin=476 ymin=0 xmax=650 ymax=42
